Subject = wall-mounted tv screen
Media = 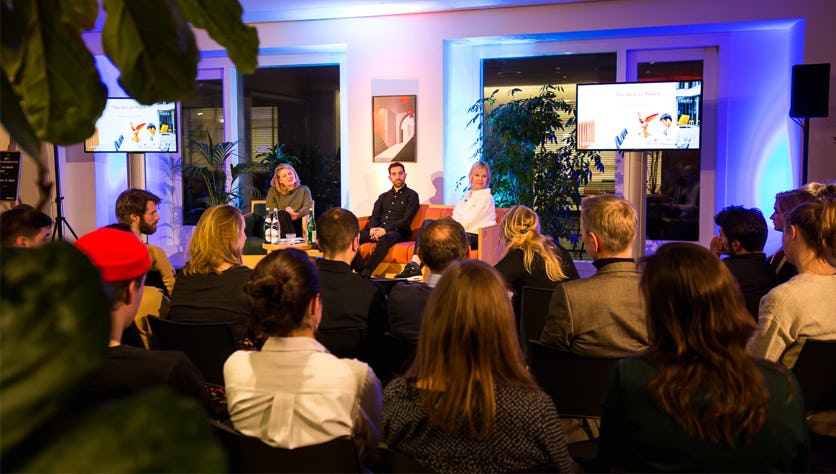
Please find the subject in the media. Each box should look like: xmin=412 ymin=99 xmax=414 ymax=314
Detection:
xmin=84 ymin=98 xmax=178 ymax=153
xmin=576 ymin=80 xmax=702 ymax=151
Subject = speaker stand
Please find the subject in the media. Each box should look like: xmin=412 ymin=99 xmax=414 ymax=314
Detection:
xmin=51 ymin=144 xmax=78 ymax=240
xmin=801 ymin=117 xmax=809 ymax=185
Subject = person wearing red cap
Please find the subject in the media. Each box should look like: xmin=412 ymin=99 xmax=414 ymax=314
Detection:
xmin=74 ymin=227 xmax=212 ymax=413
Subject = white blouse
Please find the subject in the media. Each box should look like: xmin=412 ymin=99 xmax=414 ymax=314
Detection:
xmin=224 ymin=337 xmax=382 ymax=453
xmin=452 ymin=187 xmax=497 ymax=234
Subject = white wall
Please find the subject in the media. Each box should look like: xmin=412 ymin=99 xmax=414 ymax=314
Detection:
xmin=28 ymin=0 xmax=836 ymax=245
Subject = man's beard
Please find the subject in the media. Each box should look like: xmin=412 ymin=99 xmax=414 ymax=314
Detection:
xmin=139 ymin=220 xmax=157 ymax=235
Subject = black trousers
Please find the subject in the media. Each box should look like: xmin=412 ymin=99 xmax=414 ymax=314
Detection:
xmin=356 ymin=228 xmax=409 ymax=274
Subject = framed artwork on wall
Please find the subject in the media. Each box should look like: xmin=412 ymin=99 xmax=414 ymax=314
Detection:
xmin=372 ymin=95 xmax=416 ymax=162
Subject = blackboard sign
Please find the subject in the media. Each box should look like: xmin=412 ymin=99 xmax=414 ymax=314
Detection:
xmin=0 ymin=151 xmax=22 ymax=201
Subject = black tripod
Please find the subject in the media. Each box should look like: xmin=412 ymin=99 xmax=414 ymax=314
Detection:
xmin=51 ymin=144 xmax=77 ymax=240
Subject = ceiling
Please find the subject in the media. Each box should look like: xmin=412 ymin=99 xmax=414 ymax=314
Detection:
xmin=237 ymin=0 xmax=598 ymax=23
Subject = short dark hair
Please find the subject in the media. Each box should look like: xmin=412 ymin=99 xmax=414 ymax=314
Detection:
xmin=388 ymin=162 xmax=405 ymax=173
xmin=245 ymin=248 xmax=320 ymax=338
xmin=147 ymin=123 xmax=156 ymax=130
xmin=0 ymin=205 xmax=53 ymax=246
xmin=115 ymin=189 xmax=160 ymax=225
xmin=317 ymin=208 xmax=359 ymax=257
xmin=714 ymin=205 xmax=768 ymax=252
xmin=418 ymin=217 xmax=469 ymax=272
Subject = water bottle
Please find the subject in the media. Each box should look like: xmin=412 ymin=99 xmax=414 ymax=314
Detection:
xmin=307 ymin=202 xmax=316 ymax=245
xmin=263 ymin=208 xmax=274 ymax=244
xmin=271 ymin=208 xmax=281 ymax=244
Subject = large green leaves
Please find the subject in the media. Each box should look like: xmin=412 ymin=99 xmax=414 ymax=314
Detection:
xmin=0 ymin=242 xmax=110 ymax=456
xmin=0 ymin=0 xmax=258 ymax=171
xmin=1 ymin=0 xmax=107 ymax=152
xmin=177 ymin=0 xmax=259 ymax=74
xmin=102 ymin=0 xmax=199 ymax=104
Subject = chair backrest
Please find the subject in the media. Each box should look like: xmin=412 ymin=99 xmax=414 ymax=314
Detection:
xmin=147 ymin=318 xmax=238 ymax=386
xmin=528 ymin=340 xmax=618 ymax=418
xmin=316 ymin=327 xmax=367 ymax=361
xmin=379 ymin=333 xmax=417 ymax=385
xmin=380 ymin=445 xmax=431 ymax=473
xmin=792 ymin=339 xmax=836 ymax=412
xmin=211 ymin=420 xmax=361 ymax=473
xmin=519 ymin=286 xmax=555 ymax=359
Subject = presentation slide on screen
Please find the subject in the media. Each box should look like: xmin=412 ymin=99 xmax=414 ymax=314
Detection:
xmin=576 ymin=82 xmax=701 ymax=151
xmin=85 ymin=99 xmax=177 ymax=153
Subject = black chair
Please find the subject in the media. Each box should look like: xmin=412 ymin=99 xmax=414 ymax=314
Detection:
xmin=519 ymin=286 xmax=554 ymax=360
xmin=792 ymin=339 xmax=836 ymax=412
xmin=316 ymin=327 xmax=367 ymax=361
xmin=211 ymin=420 xmax=361 ymax=473
xmin=380 ymin=444 xmax=431 ymax=473
xmin=528 ymin=340 xmax=618 ymax=466
xmin=147 ymin=318 xmax=238 ymax=386
xmin=379 ymin=333 xmax=417 ymax=385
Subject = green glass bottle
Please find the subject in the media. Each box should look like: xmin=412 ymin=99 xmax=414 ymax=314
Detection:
xmin=307 ymin=202 xmax=316 ymax=245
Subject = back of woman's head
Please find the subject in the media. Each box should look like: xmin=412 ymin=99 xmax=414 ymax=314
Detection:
xmin=640 ymin=242 xmax=768 ymax=446
xmin=411 ymin=260 xmax=533 ymax=439
xmin=642 ymin=243 xmax=754 ymax=356
xmin=245 ymin=248 xmax=319 ymax=338
xmin=184 ymin=205 xmax=243 ymax=275
xmin=784 ymin=197 xmax=836 ymax=266
xmin=801 ymin=181 xmax=836 ymax=200
xmin=500 ymin=205 xmax=566 ymax=281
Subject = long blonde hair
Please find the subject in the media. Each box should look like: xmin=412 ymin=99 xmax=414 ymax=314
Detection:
xmin=500 ymin=205 xmax=566 ymax=281
xmin=271 ymin=163 xmax=301 ymax=195
xmin=409 ymin=260 xmax=535 ymax=440
xmin=183 ymin=204 xmax=244 ymax=275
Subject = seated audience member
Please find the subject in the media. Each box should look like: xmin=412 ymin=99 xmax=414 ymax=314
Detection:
xmin=769 ymin=188 xmax=815 ymax=284
xmin=169 ymin=205 xmax=252 ymax=344
xmin=265 ymin=163 xmax=313 ymax=237
xmin=105 ymin=223 xmax=169 ymax=348
xmin=598 ymin=243 xmax=809 ymax=472
xmin=354 ymin=162 xmax=420 ymax=277
xmin=74 ymin=228 xmax=211 ymax=412
xmin=0 ymin=204 xmax=52 ymax=247
xmin=389 ymin=217 xmax=469 ymax=343
xmin=115 ymin=188 xmax=176 ymax=297
xmin=383 ymin=260 xmax=575 ymax=473
xmin=315 ymin=207 xmax=387 ymax=358
xmin=540 ymin=194 xmax=647 ymax=357
xmin=710 ymin=205 xmax=777 ymax=320
xmin=224 ymin=248 xmax=382 ymax=466
xmin=494 ymin=205 xmax=579 ymax=317
xmin=395 ymin=161 xmax=495 ymax=280
xmin=749 ymin=198 xmax=836 ymax=367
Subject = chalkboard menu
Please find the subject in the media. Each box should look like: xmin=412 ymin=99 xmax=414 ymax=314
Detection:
xmin=1 ymin=151 xmax=22 ymax=201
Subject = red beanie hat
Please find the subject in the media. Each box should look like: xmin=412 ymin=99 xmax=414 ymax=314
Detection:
xmin=75 ymin=227 xmax=151 ymax=282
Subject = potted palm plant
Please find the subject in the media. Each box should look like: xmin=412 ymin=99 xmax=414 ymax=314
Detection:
xmin=181 ymin=131 xmax=259 ymax=209
xmin=468 ymin=85 xmax=604 ymax=242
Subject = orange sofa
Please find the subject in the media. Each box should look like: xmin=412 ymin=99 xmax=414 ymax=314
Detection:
xmin=358 ymin=204 xmax=509 ymax=277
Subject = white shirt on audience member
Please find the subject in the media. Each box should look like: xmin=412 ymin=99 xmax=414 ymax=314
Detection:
xmin=224 ymin=337 xmax=382 ymax=451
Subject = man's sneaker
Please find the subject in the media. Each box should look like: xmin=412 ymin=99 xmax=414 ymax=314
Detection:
xmin=395 ymin=262 xmax=423 ymax=281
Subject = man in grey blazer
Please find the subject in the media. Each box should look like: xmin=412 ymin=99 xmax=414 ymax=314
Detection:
xmin=540 ymin=194 xmax=649 ymax=358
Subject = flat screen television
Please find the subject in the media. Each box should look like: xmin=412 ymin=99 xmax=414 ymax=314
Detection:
xmin=575 ymin=80 xmax=702 ymax=151
xmin=84 ymin=98 xmax=178 ymax=153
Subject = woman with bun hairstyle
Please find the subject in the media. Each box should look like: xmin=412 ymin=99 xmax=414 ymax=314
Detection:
xmin=749 ymin=198 xmax=836 ymax=368
xmin=224 ymin=248 xmax=382 ymax=465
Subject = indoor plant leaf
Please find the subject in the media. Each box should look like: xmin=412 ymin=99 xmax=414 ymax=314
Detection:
xmin=102 ymin=0 xmax=199 ymax=104
xmin=176 ymin=0 xmax=259 ymax=74
xmin=58 ymin=0 xmax=99 ymax=30
xmin=17 ymin=389 xmax=226 ymax=473
xmin=0 ymin=242 xmax=111 ymax=457
xmin=1 ymin=0 xmax=107 ymax=145
xmin=0 ymin=69 xmax=41 ymax=159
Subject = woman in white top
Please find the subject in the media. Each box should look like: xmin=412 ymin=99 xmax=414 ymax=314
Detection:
xmin=224 ymin=248 xmax=382 ymax=465
xmin=395 ymin=161 xmax=496 ymax=280
xmin=749 ymin=198 xmax=836 ymax=367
